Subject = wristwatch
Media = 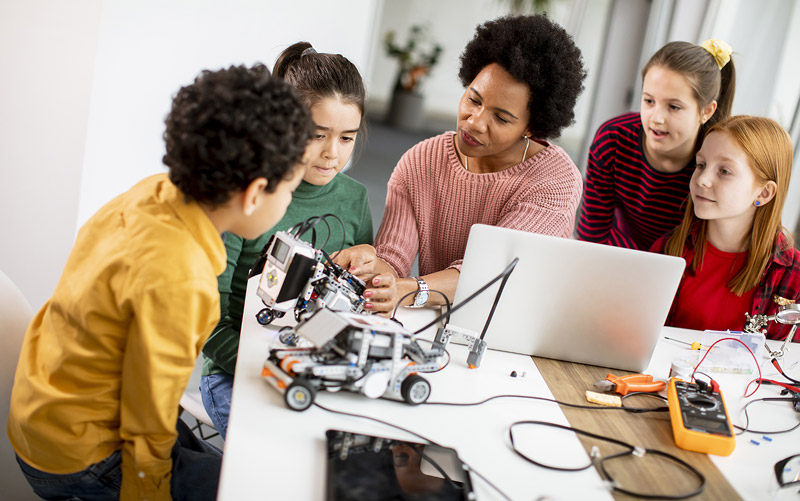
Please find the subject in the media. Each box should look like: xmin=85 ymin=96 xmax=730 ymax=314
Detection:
xmin=411 ymin=277 xmax=429 ymax=308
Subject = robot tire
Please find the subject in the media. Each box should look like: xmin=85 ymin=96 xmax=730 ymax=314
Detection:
xmin=400 ymin=375 xmax=431 ymax=405
xmin=284 ymin=378 xmax=316 ymax=412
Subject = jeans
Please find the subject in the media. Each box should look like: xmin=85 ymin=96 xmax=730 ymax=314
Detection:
xmin=200 ymin=373 xmax=234 ymax=440
xmin=17 ymin=419 xmax=222 ymax=501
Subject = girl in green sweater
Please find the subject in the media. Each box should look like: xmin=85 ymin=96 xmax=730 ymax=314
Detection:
xmin=200 ymin=42 xmax=372 ymax=438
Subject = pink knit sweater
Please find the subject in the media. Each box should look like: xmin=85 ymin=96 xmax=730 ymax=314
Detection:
xmin=375 ymin=132 xmax=583 ymax=277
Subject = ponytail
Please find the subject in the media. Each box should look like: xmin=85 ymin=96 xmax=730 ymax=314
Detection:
xmin=700 ymin=55 xmax=736 ymax=137
xmin=273 ymin=41 xmax=313 ymax=81
xmin=273 ymin=41 xmax=366 ymax=118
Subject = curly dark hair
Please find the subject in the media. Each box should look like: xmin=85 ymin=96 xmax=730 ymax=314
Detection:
xmin=458 ymin=15 xmax=586 ymax=139
xmin=164 ymin=64 xmax=313 ymax=207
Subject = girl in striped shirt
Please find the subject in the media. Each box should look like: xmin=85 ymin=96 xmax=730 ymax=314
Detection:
xmin=577 ymin=40 xmax=736 ymax=250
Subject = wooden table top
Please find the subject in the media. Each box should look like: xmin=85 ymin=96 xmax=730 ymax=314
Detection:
xmin=534 ymin=357 xmax=742 ymax=500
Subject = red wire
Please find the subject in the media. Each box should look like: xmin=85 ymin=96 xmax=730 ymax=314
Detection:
xmin=744 ymin=378 xmax=800 ymax=396
xmin=690 ymin=336 xmax=763 ymax=398
xmin=771 ymin=358 xmax=800 ymax=385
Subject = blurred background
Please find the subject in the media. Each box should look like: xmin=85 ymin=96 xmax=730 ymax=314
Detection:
xmin=1 ymin=0 xmax=798 ymax=309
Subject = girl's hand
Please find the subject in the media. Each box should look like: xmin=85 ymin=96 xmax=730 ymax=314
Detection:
xmin=332 ymin=244 xmax=377 ymax=280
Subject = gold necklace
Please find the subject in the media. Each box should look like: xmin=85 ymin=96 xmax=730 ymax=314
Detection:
xmin=464 ymin=136 xmax=530 ymax=171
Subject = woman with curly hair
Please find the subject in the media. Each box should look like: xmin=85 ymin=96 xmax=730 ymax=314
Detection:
xmin=336 ymin=15 xmax=586 ymax=312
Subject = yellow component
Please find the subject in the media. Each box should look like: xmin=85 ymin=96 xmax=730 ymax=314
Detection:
xmin=690 ymin=341 xmax=702 ymax=350
xmin=667 ymin=378 xmax=735 ymax=456
xmin=585 ymin=390 xmax=622 ymax=407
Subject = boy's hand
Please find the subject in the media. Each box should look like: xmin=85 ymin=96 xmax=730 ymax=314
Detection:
xmin=333 ymin=244 xmax=377 ymax=279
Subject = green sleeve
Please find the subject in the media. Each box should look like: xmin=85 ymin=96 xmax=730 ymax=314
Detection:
xmin=354 ymin=190 xmax=374 ymax=246
xmin=202 ymin=233 xmax=245 ymax=376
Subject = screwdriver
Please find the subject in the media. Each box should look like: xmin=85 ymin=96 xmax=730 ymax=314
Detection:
xmin=663 ymin=336 xmax=705 ymax=350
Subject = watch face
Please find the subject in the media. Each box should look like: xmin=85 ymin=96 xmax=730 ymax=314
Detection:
xmin=415 ymin=290 xmax=429 ymax=306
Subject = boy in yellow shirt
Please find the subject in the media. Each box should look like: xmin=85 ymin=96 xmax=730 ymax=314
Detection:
xmin=7 ymin=64 xmax=312 ymax=500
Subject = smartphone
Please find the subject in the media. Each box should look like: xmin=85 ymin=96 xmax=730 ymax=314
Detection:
xmin=325 ymin=429 xmax=474 ymax=501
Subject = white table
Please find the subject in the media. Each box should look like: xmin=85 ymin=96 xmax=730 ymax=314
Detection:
xmin=217 ymin=277 xmax=612 ymax=500
xmin=643 ymin=326 xmax=800 ymax=500
xmin=218 ymin=276 xmax=800 ymax=500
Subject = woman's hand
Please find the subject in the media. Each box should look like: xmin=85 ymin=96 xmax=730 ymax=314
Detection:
xmin=362 ymin=274 xmax=398 ymax=315
xmin=332 ymin=244 xmax=377 ymax=280
xmin=363 ymin=275 xmax=423 ymax=316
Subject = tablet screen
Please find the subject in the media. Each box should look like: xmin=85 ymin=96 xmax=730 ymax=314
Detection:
xmin=325 ymin=429 xmax=474 ymax=500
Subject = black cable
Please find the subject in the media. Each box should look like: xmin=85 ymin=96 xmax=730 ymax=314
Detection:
xmin=601 ymin=448 xmax=705 ymax=500
xmin=425 ymin=393 xmax=670 ymax=414
xmin=391 ymin=289 xmax=452 ymax=328
xmin=772 ymin=357 xmax=800 ymax=385
xmin=318 ymin=220 xmax=332 ymax=250
xmin=313 ymin=401 xmax=512 ymax=501
xmin=295 ymin=214 xmax=346 ymax=254
xmin=509 ymin=420 xmax=705 ymax=499
xmin=733 ymin=397 xmax=800 ymax=435
xmin=413 ymin=258 xmax=519 ymax=335
xmin=390 ymin=290 xmax=417 ymax=318
xmin=287 ymin=221 xmax=304 ymax=236
xmin=407 ymin=443 xmax=462 ymax=491
xmin=620 ymin=392 xmax=669 ymax=413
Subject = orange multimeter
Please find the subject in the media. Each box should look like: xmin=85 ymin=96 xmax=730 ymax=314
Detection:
xmin=667 ymin=378 xmax=736 ymax=456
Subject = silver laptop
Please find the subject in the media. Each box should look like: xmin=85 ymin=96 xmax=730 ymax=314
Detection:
xmin=448 ymin=224 xmax=685 ymax=372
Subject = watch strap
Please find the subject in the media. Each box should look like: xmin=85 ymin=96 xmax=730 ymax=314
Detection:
xmin=411 ymin=276 xmax=429 ymax=308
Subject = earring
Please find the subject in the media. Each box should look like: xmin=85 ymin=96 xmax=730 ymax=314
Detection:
xmin=755 ymin=201 xmax=760 ymax=206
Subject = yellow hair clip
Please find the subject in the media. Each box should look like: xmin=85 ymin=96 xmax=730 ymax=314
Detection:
xmin=701 ymin=39 xmax=733 ymax=70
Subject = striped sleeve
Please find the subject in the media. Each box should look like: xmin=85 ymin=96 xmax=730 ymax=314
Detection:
xmin=577 ymin=113 xmax=692 ymax=250
xmin=576 ymin=124 xmax=620 ymax=244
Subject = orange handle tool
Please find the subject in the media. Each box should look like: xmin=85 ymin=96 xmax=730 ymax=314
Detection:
xmin=604 ymin=373 xmax=666 ymax=396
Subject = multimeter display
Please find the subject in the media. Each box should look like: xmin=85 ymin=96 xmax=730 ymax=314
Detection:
xmin=677 ymin=386 xmax=733 ymax=436
xmin=667 ymin=379 xmax=735 ymax=456
xmin=684 ymin=414 xmax=731 ymax=434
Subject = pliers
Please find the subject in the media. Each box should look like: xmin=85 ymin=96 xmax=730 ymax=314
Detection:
xmin=593 ymin=373 xmax=666 ymax=396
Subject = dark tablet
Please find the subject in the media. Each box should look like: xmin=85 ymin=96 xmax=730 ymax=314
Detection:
xmin=325 ymin=429 xmax=475 ymax=501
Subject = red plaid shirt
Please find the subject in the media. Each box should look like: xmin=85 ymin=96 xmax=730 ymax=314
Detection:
xmin=652 ymin=226 xmax=800 ymax=340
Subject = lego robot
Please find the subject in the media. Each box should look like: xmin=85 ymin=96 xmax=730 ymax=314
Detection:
xmin=249 ymin=214 xmax=366 ymax=326
xmin=260 ymin=258 xmax=520 ymax=411
xmin=261 ymin=308 xmax=487 ymax=411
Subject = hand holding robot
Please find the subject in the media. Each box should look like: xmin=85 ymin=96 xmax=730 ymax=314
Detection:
xmin=249 ymin=217 xmax=519 ymax=411
xmin=249 ymin=214 xmax=368 ymax=326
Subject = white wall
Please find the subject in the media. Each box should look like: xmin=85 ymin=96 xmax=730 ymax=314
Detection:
xmin=0 ymin=0 xmax=378 ymax=309
xmin=78 ymin=0 xmax=377 ymax=227
xmin=0 ymin=0 xmax=102 ymax=310
xmin=704 ymin=0 xmax=800 ymax=232
xmin=368 ymin=0 xmax=507 ymax=123
xmin=367 ymin=0 xmax=611 ymax=161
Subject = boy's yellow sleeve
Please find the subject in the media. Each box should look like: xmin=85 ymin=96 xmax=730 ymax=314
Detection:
xmin=118 ymin=279 xmax=219 ymax=500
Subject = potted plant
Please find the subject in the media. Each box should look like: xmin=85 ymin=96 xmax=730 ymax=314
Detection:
xmin=383 ymin=25 xmax=442 ymax=130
